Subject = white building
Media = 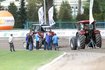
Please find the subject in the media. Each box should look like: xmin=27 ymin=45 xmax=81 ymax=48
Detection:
xmin=54 ymin=0 xmax=87 ymax=17
xmin=1 ymin=0 xmax=86 ymax=17
xmin=0 ymin=0 xmax=28 ymax=10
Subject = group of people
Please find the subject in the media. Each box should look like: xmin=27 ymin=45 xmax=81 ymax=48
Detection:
xmin=25 ymin=30 xmax=59 ymax=51
xmin=43 ymin=32 xmax=59 ymax=50
xmin=7 ymin=30 xmax=59 ymax=52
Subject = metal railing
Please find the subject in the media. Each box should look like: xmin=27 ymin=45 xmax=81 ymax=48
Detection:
xmin=24 ymin=21 xmax=105 ymax=29
xmin=96 ymin=22 xmax=105 ymax=28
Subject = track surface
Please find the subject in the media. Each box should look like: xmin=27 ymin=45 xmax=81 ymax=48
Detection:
xmin=0 ymin=37 xmax=105 ymax=70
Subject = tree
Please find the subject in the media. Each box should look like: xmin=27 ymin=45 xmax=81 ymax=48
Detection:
xmin=0 ymin=3 xmax=4 ymax=10
xmin=92 ymin=0 xmax=101 ymax=21
xmin=93 ymin=0 xmax=101 ymax=14
xmin=0 ymin=0 xmax=5 ymax=2
xmin=76 ymin=0 xmax=86 ymax=21
xmin=76 ymin=14 xmax=88 ymax=21
xmin=58 ymin=1 xmax=72 ymax=21
xmin=98 ymin=0 xmax=105 ymax=21
xmin=78 ymin=0 xmax=82 ymax=14
xmin=53 ymin=6 xmax=57 ymax=21
xmin=27 ymin=0 xmax=43 ymax=22
xmin=18 ymin=0 xmax=27 ymax=28
xmin=8 ymin=2 xmax=18 ymax=28
xmin=79 ymin=0 xmax=101 ymax=21
xmin=27 ymin=0 xmax=54 ymax=23
xmin=77 ymin=0 xmax=105 ymax=21
xmin=83 ymin=1 xmax=89 ymax=19
xmin=76 ymin=0 xmax=89 ymax=20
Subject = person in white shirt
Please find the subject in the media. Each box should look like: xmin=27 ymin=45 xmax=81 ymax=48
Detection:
xmin=8 ymin=34 xmax=15 ymax=52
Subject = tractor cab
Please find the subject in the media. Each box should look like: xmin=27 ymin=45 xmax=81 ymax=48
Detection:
xmin=32 ymin=24 xmax=53 ymax=32
xmin=32 ymin=24 xmax=46 ymax=32
xmin=77 ymin=20 xmax=95 ymax=31
xmin=32 ymin=24 xmax=55 ymax=37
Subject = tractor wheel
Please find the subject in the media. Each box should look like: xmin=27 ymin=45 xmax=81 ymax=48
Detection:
xmin=95 ymin=34 xmax=102 ymax=48
xmin=77 ymin=35 xmax=86 ymax=49
xmin=70 ymin=37 xmax=77 ymax=50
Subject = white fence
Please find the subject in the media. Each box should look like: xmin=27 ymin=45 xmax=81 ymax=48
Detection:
xmin=0 ymin=29 xmax=105 ymax=38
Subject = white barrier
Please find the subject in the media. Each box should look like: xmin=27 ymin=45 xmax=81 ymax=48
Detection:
xmin=0 ymin=30 xmax=29 ymax=37
xmin=53 ymin=29 xmax=77 ymax=37
xmin=53 ymin=29 xmax=105 ymax=37
xmin=0 ymin=29 xmax=105 ymax=38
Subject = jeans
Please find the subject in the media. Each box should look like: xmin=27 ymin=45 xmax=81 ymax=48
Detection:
xmin=29 ymin=42 xmax=33 ymax=51
xmin=46 ymin=42 xmax=52 ymax=50
xmin=52 ymin=43 xmax=58 ymax=50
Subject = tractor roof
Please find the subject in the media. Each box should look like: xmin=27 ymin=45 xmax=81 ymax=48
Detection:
xmin=32 ymin=24 xmax=52 ymax=29
xmin=78 ymin=20 xmax=95 ymax=24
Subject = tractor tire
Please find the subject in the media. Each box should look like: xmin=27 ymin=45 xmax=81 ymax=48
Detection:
xmin=70 ymin=37 xmax=77 ymax=50
xmin=77 ymin=35 xmax=86 ymax=49
xmin=95 ymin=34 xmax=102 ymax=48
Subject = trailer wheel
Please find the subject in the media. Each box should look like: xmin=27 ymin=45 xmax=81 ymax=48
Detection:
xmin=70 ymin=37 xmax=77 ymax=50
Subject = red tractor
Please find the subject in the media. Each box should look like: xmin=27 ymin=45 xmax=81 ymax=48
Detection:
xmin=32 ymin=24 xmax=55 ymax=37
xmin=32 ymin=24 xmax=55 ymax=48
xmin=70 ymin=20 xmax=102 ymax=50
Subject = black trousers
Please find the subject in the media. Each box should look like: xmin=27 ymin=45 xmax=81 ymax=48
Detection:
xmin=9 ymin=43 xmax=15 ymax=52
xmin=26 ymin=42 xmax=29 ymax=50
xmin=36 ymin=41 xmax=39 ymax=49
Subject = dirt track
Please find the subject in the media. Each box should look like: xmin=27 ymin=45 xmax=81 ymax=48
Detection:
xmin=0 ymin=37 xmax=105 ymax=70
xmin=38 ymin=52 xmax=105 ymax=70
xmin=38 ymin=37 xmax=105 ymax=70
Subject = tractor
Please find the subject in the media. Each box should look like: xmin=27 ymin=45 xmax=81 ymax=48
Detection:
xmin=32 ymin=24 xmax=55 ymax=48
xmin=70 ymin=20 xmax=102 ymax=50
xmin=32 ymin=24 xmax=55 ymax=37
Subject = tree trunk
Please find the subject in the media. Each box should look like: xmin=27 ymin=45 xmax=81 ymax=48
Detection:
xmin=78 ymin=0 xmax=81 ymax=14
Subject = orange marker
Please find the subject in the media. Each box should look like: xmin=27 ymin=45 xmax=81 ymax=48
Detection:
xmin=0 ymin=11 xmax=15 ymax=30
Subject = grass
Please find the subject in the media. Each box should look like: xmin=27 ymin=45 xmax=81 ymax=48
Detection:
xmin=0 ymin=49 xmax=62 ymax=70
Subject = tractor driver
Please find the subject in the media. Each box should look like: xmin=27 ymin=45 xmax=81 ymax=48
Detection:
xmin=84 ymin=24 xmax=89 ymax=30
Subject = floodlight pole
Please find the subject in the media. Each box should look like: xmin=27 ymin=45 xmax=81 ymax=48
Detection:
xmin=44 ymin=0 xmax=47 ymax=25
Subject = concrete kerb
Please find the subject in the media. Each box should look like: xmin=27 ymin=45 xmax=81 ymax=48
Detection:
xmin=37 ymin=52 xmax=67 ymax=70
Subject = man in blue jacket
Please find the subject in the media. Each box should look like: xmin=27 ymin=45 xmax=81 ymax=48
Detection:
xmin=45 ymin=32 xmax=52 ymax=50
xmin=52 ymin=33 xmax=59 ymax=50
xmin=35 ymin=33 xmax=40 ymax=50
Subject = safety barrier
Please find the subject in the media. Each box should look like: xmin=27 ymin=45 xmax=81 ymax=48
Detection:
xmin=0 ymin=29 xmax=105 ymax=38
